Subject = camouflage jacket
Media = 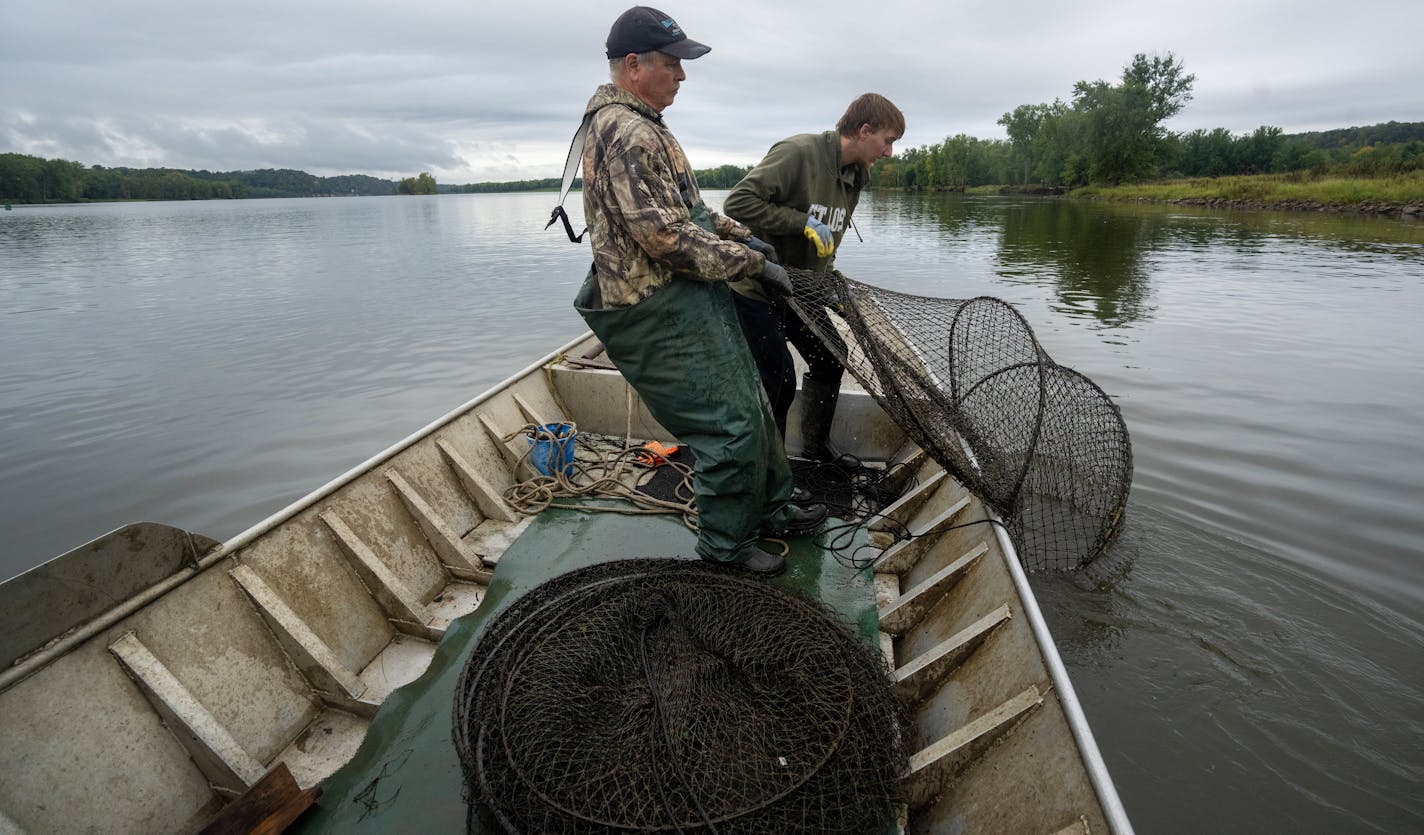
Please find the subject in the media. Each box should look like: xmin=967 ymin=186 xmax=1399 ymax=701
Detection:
xmin=580 ymin=83 xmax=762 ymax=309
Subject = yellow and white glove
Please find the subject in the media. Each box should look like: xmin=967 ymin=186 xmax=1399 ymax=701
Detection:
xmin=803 ymin=215 xmax=835 ymax=258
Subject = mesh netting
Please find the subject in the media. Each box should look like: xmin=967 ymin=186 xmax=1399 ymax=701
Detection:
xmin=453 ymin=559 xmax=906 ymax=834
xmin=787 ymin=267 xmax=1132 ymax=571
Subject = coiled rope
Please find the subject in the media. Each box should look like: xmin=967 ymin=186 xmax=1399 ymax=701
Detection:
xmin=500 ymin=421 xmax=701 ymax=529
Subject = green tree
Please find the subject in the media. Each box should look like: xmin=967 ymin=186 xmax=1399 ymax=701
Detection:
xmin=1122 ymin=52 xmax=1195 ymax=123
xmin=0 ymin=153 xmax=47 ymax=201
xmin=1071 ymin=79 xmax=1156 ymax=184
xmin=1173 ymin=127 xmax=1237 ymax=176
xmin=1240 ymin=125 xmax=1285 ymax=173
xmin=1071 ymin=52 xmax=1195 ymax=184
xmin=1032 ymin=102 xmax=1081 ymax=186
xmin=998 ymin=103 xmax=1052 ymax=185
xmin=695 ymin=164 xmax=752 ymax=188
xmin=398 ymin=172 xmax=438 ymax=194
xmin=41 ymin=159 xmax=85 ymax=202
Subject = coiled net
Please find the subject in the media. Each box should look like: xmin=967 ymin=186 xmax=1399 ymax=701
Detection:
xmin=453 ymin=559 xmax=906 ymax=834
xmin=787 ymin=268 xmax=1132 ymax=570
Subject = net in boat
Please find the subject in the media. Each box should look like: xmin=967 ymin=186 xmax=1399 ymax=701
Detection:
xmin=786 ymin=267 xmax=1132 ymax=571
xmin=452 ymin=559 xmax=906 ymax=834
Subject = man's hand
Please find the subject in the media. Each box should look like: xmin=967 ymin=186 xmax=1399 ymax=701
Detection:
xmin=803 ymin=215 xmax=835 ymax=257
xmin=759 ymin=260 xmax=793 ymax=298
xmin=745 ymin=235 xmax=778 ymax=263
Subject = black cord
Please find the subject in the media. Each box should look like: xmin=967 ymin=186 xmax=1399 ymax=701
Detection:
xmin=793 ymin=460 xmax=1011 ymax=572
xmin=792 ymin=460 xmax=915 ymax=569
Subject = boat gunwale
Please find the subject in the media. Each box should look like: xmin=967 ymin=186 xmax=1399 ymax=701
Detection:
xmin=987 ymin=507 xmax=1134 ymax=835
xmin=0 ymin=332 xmax=594 ymax=692
xmin=949 ymin=429 xmax=1133 ymax=834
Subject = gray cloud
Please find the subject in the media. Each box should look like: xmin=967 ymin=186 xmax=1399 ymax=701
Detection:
xmin=3 ymin=0 xmax=1421 ymax=182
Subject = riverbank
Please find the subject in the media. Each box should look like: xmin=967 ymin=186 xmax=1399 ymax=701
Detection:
xmin=934 ymin=173 xmax=1424 ymax=216
xmin=1068 ymin=170 xmax=1424 ymax=216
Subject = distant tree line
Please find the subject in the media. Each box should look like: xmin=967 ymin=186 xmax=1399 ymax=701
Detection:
xmin=11 ymin=86 xmax=1421 ymax=205
xmin=444 ymin=164 xmax=751 ymax=194
xmin=870 ymin=52 xmax=1424 ymax=190
xmin=0 ymin=155 xmax=753 ymax=203
xmin=397 ymin=172 xmax=437 ymax=194
xmin=694 ymin=164 xmax=754 ymax=189
xmin=0 ymin=155 xmax=400 ymax=203
xmin=446 ymin=177 xmax=564 ymax=193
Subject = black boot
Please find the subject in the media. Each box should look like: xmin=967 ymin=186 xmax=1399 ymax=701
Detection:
xmin=739 ymin=548 xmax=786 ymax=576
xmin=798 ymin=375 xmax=861 ymax=469
xmin=764 ymin=502 xmax=827 ymax=537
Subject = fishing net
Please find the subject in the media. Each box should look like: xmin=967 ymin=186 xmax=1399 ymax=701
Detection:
xmin=453 ymin=559 xmax=906 ymax=834
xmin=786 ymin=267 xmax=1132 ymax=571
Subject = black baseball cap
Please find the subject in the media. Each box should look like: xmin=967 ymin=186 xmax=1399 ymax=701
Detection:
xmin=605 ymin=7 xmax=710 ymax=60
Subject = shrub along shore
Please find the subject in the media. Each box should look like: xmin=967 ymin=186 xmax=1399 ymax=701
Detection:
xmin=950 ymin=171 xmax=1424 ymax=216
xmin=1066 ymin=171 xmax=1424 ymax=215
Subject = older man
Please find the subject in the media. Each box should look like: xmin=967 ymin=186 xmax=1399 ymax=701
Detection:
xmin=572 ymin=7 xmax=824 ymax=576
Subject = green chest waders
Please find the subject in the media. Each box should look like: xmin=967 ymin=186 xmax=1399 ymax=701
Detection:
xmin=574 ymin=267 xmax=795 ymax=564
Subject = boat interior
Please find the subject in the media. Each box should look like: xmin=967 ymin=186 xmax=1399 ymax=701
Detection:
xmin=0 ymin=333 xmax=1121 ymax=834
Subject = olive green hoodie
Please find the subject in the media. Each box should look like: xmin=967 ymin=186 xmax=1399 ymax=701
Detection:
xmin=724 ymin=130 xmax=867 ymax=303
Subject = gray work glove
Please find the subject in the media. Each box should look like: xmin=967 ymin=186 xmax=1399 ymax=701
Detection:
xmin=759 ymin=260 xmax=793 ymax=298
xmin=745 ymin=235 xmax=779 ymax=264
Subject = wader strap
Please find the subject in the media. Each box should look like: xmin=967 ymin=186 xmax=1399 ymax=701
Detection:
xmin=545 ymin=112 xmax=593 ymax=243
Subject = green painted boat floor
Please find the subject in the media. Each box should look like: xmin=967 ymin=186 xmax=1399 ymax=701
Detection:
xmin=293 ymin=502 xmax=880 ymax=833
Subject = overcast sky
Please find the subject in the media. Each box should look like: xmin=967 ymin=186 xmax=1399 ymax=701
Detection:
xmin=3 ymin=0 xmax=1421 ymax=183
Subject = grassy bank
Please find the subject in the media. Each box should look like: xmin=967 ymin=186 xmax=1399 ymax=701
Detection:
xmin=1068 ymin=170 xmax=1424 ymax=214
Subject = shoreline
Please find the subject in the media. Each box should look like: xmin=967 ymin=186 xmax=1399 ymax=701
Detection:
xmin=879 ymin=182 xmax=1424 ymax=218
xmin=1072 ymin=194 xmax=1424 ymax=217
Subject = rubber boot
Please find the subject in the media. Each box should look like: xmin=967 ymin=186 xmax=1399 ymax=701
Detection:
xmin=799 ymin=375 xmax=861 ymax=469
xmin=764 ymin=502 xmax=828 ymax=537
xmin=738 ymin=547 xmax=787 ymax=576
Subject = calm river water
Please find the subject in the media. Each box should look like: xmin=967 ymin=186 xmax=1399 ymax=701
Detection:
xmin=2 ymin=192 xmax=1421 ymax=832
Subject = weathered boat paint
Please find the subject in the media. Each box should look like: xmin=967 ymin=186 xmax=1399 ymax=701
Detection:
xmin=0 ymin=332 xmax=1131 ymax=834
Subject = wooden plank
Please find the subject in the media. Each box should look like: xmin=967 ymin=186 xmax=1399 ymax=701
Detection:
xmin=894 ymin=604 xmax=1012 ymax=706
xmin=197 ymin=762 xmax=321 ymax=835
xmin=109 ymin=632 xmax=266 ymax=792
xmin=868 ymin=470 xmax=948 ymax=548
xmin=904 ymin=686 xmax=1042 ymax=809
xmin=872 ymin=495 xmax=971 ymax=575
xmin=386 ymin=469 xmax=488 ymax=578
xmin=437 ymin=438 xmax=518 ymax=523
xmin=228 ymin=566 xmax=366 ymax=700
xmin=513 ymin=392 xmax=557 ymax=428
xmin=319 ymin=511 xmax=434 ymax=635
xmin=477 ymin=412 xmax=525 ymax=475
xmin=878 ymin=541 xmax=989 ymax=635
xmin=563 ymin=355 xmax=617 ymax=370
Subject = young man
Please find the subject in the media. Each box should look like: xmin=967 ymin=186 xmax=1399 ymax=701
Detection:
xmin=724 ymin=94 xmax=905 ymax=463
xmin=572 ymin=7 xmax=825 ymax=576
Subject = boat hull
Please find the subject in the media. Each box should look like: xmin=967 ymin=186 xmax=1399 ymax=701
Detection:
xmin=0 ymin=333 xmax=1130 ymax=834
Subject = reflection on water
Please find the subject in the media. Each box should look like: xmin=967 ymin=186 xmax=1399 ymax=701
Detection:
xmin=994 ymin=199 xmax=1157 ymax=326
xmin=835 ymin=193 xmax=1424 ymax=832
xmin=836 ymin=196 xmax=1424 ymax=610
xmin=3 ymin=192 xmax=1423 ymax=832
